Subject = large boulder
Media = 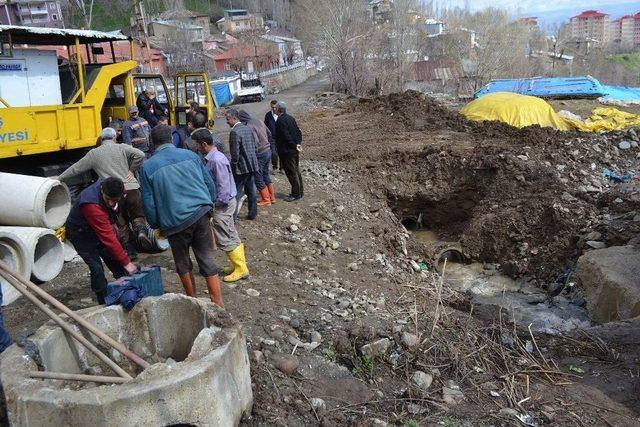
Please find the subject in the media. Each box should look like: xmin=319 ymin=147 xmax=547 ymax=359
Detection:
xmin=576 ymin=245 xmax=640 ymax=323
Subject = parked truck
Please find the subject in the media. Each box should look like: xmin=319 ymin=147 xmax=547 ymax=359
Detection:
xmin=0 ymin=25 xmax=215 ymax=176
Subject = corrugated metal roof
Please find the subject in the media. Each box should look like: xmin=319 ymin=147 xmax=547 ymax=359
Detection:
xmin=411 ymin=57 xmax=463 ymax=82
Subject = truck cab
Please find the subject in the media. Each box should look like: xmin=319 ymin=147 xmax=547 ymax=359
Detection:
xmin=0 ymin=25 xmax=214 ymax=175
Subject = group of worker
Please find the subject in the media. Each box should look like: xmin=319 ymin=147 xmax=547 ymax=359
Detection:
xmin=63 ymin=98 xmax=302 ymax=307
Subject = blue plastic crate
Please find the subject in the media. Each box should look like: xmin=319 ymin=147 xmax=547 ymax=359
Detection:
xmin=107 ymin=265 xmax=164 ymax=298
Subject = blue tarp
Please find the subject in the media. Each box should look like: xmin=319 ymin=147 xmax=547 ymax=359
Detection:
xmin=475 ymin=76 xmax=606 ymax=99
xmin=600 ymin=85 xmax=640 ymax=103
xmin=212 ymin=83 xmax=232 ymax=107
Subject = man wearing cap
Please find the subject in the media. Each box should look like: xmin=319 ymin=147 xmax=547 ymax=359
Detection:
xmin=65 ymin=177 xmax=138 ymax=304
xmin=123 ymin=105 xmax=152 ymax=156
xmin=139 ymin=126 xmax=224 ymax=307
xmin=136 ymin=88 xmax=166 ymax=128
xmin=59 ymin=127 xmax=151 ymax=255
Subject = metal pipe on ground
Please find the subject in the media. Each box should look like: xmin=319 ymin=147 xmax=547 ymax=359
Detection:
xmin=0 ymin=227 xmax=64 ymax=284
xmin=0 ymin=230 xmax=32 ymax=306
xmin=0 ymin=260 xmax=151 ymax=370
xmin=0 ymin=172 xmax=71 ymax=230
xmin=0 ymin=263 xmax=132 ymax=379
xmin=29 ymin=371 xmax=130 ymax=384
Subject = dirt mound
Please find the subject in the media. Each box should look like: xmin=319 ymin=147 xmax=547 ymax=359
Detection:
xmin=302 ymin=91 xmax=640 ymax=282
xmin=352 ymin=90 xmax=584 ymax=145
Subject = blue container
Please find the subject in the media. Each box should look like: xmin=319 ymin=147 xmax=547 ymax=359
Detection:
xmin=107 ymin=265 xmax=164 ymax=298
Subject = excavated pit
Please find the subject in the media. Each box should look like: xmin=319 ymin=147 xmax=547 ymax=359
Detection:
xmin=0 ymin=294 xmax=253 ymax=426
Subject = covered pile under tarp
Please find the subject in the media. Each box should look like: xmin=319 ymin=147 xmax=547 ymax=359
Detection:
xmin=460 ymin=92 xmax=572 ymax=131
xmin=461 ymin=92 xmax=640 ymax=132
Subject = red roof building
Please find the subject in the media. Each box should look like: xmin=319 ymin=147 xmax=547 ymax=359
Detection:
xmin=610 ymin=12 xmax=640 ymax=45
xmin=570 ymin=10 xmax=611 ymax=42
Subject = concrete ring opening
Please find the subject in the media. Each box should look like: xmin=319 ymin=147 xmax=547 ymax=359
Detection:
xmin=0 ymin=294 xmax=253 ymax=426
xmin=43 ymin=183 xmax=71 ymax=230
xmin=32 ymin=233 xmax=64 ymax=283
xmin=401 ymin=217 xmax=420 ymax=230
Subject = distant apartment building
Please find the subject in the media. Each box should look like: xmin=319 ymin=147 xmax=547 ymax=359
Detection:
xmin=216 ymin=9 xmax=264 ymax=33
xmin=570 ymin=10 xmax=611 ymax=43
xmin=0 ymin=0 xmax=64 ymax=28
xmin=518 ymin=17 xmax=539 ymax=31
xmin=610 ymin=13 xmax=640 ymax=45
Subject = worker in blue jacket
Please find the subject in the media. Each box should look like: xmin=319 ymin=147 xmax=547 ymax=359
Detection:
xmin=139 ymin=125 xmax=224 ymax=307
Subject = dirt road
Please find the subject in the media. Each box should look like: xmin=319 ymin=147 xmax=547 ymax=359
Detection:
xmin=2 ymin=81 xmax=640 ymax=426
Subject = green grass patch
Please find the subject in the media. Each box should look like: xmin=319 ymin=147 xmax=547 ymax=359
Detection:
xmin=610 ymin=53 xmax=640 ymax=73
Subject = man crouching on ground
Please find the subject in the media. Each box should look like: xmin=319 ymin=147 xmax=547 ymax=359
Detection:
xmin=139 ymin=126 xmax=224 ymax=307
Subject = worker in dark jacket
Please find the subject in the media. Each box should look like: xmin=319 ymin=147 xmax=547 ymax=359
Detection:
xmin=136 ymin=88 xmax=166 ymax=128
xmin=65 ymin=178 xmax=138 ymax=304
xmin=274 ymin=101 xmax=303 ymax=201
xmin=264 ymin=100 xmax=280 ymax=170
xmin=0 ymin=285 xmax=10 ymax=353
xmin=139 ymin=126 xmax=224 ymax=307
xmin=226 ymin=108 xmax=260 ymax=220
xmin=123 ymin=105 xmax=151 ymax=156
xmin=239 ymin=109 xmax=274 ymax=207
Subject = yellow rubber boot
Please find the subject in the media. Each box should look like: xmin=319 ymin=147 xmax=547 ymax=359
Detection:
xmin=223 ymin=243 xmax=249 ymax=282
xmin=221 ymin=257 xmax=234 ymax=275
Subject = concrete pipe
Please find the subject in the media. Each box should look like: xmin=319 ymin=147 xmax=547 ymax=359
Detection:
xmin=420 ymin=240 xmax=468 ymax=272
xmin=0 ymin=227 xmax=64 ymax=284
xmin=0 ymin=230 xmax=32 ymax=306
xmin=0 ymin=173 xmax=71 ymax=230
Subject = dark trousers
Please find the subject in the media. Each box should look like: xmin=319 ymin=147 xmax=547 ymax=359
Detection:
xmin=281 ymin=152 xmax=304 ymax=197
xmin=116 ymin=189 xmax=149 ymax=255
xmin=234 ymin=172 xmax=258 ymax=219
xmin=167 ymin=213 xmax=218 ymax=277
xmin=67 ymin=231 xmax=127 ymax=303
xmin=0 ymin=288 xmax=11 ymax=353
xmin=255 ymin=150 xmax=272 ymax=190
xmin=141 ymin=110 xmax=159 ymax=128
xmin=270 ymin=142 xmax=279 ymax=169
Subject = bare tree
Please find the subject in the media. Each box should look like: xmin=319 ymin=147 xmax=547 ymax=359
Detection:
xmin=295 ymin=0 xmax=376 ymax=95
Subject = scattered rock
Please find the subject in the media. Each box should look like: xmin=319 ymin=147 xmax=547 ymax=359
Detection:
xmin=411 ymin=371 xmax=433 ymax=391
xmin=289 ymin=224 xmax=299 ymax=232
xmin=369 ymin=419 xmax=389 ymax=427
xmin=271 ymin=353 xmax=300 ymax=375
xmin=288 ymin=214 xmax=302 ymax=224
xmin=252 ymin=350 xmax=265 ymax=364
xmin=309 ymin=397 xmax=326 ymax=414
xmin=442 ymin=380 xmax=464 ymax=405
xmin=348 ymin=262 xmax=359 ymax=271
xmin=401 ymin=332 xmax=419 ymax=348
xmin=318 ymin=221 xmax=333 ymax=231
xmin=406 ymin=403 xmax=427 ymax=414
xmin=586 ymin=240 xmax=607 ymax=249
xmin=619 ymin=141 xmax=632 ymax=150
xmin=584 ymin=231 xmax=602 ymax=241
xmin=310 ymin=331 xmax=323 ymax=343
xmin=246 ymin=288 xmax=261 ymax=297
xmin=360 ymin=338 xmax=391 ymax=357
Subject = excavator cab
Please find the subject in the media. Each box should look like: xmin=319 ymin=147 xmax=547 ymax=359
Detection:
xmin=174 ymin=72 xmax=215 ymax=128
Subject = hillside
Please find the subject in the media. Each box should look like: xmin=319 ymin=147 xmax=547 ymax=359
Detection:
xmin=64 ymin=0 xmax=224 ymax=32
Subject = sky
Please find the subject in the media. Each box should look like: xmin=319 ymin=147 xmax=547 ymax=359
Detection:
xmin=435 ymin=0 xmax=640 ymax=27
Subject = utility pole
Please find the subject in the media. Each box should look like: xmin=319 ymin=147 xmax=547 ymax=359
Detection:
xmin=132 ymin=0 xmax=154 ymax=72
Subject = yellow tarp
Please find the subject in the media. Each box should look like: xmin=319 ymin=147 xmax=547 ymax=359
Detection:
xmin=566 ymin=107 xmax=640 ymax=132
xmin=461 ymin=92 xmax=572 ymax=131
xmin=461 ymin=92 xmax=640 ymax=133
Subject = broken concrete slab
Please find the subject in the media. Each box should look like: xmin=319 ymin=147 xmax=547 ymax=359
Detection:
xmin=576 ymin=245 xmax=640 ymax=323
xmin=0 ymin=294 xmax=252 ymax=426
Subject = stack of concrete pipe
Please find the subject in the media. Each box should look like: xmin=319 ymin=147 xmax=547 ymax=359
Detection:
xmin=0 ymin=173 xmax=70 ymax=305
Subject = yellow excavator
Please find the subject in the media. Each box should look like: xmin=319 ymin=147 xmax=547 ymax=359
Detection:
xmin=0 ymin=25 xmax=214 ymax=176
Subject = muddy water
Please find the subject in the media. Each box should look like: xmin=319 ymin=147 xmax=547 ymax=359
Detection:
xmin=411 ymin=230 xmax=591 ymax=334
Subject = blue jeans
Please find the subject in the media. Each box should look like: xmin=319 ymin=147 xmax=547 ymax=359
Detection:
xmin=255 ymin=150 xmax=272 ymax=190
xmin=0 ymin=286 xmax=11 ymax=353
xmin=234 ymin=173 xmax=258 ymax=220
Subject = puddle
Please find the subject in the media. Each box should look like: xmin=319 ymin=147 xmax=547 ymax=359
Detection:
xmin=409 ymin=230 xmax=592 ymax=334
xmin=413 ymin=229 xmax=439 ymax=243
